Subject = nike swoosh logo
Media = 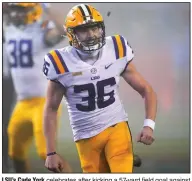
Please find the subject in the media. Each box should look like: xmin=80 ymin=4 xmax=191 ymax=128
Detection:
xmin=105 ymin=63 xmax=113 ymax=69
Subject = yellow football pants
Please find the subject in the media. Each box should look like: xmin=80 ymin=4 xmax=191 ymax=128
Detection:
xmin=7 ymin=97 xmax=61 ymax=161
xmin=76 ymin=121 xmax=133 ymax=173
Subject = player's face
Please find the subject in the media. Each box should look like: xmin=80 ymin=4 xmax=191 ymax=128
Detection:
xmin=8 ymin=6 xmax=31 ymax=26
xmin=75 ymin=24 xmax=103 ymax=47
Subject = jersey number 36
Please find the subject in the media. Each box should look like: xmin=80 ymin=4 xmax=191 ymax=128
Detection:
xmin=74 ymin=77 xmax=116 ymax=112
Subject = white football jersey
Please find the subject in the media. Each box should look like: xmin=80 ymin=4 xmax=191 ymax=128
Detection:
xmin=44 ymin=35 xmax=134 ymax=141
xmin=4 ymin=21 xmax=55 ymax=100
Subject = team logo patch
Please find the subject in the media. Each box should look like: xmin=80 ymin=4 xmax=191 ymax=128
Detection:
xmin=72 ymin=72 xmax=82 ymax=76
xmin=91 ymin=68 xmax=97 ymax=74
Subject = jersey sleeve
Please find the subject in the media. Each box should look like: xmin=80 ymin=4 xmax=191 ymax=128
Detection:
xmin=111 ymin=35 xmax=134 ymax=75
xmin=46 ymin=20 xmax=56 ymax=30
xmin=111 ymin=34 xmax=134 ymax=63
xmin=41 ymin=3 xmax=51 ymax=11
xmin=125 ymin=38 xmax=134 ymax=62
xmin=3 ymin=43 xmax=11 ymax=78
xmin=41 ymin=20 xmax=56 ymax=30
xmin=43 ymin=49 xmax=69 ymax=81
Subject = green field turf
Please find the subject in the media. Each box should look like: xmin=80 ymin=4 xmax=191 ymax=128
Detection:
xmin=6 ymin=100 xmax=190 ymax=174
xmin=24 ymin=138 xmax=189 ymax=173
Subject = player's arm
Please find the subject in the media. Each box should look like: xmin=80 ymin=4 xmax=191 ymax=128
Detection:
xmin=3 ymin=30 xmax=10 ymax=78
xmin=43 ymin=21 xmax=63 ymax=47
xmin=42 ymin=4 xmax=65 ymax=47
xmin=42 ymin=3 xmax=64 ymax=34
xmin=119 ymin=35 xmax=157 ymax=128
xmin=122 ymin=61 xmax=157 ymax=124
xmin=44 ymin=80 xmax=65 ymax=153
xmin=43 ymin=53 xmax=72 ymax=172
xmin=122 ymin=61 xmax=157 ymax=145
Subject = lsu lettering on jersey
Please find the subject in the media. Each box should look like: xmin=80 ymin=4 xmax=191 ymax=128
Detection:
xmin=4 ymin=21 xmax=55 ymax=100
xmin=43 ymin=35 xmax=134 ymax=141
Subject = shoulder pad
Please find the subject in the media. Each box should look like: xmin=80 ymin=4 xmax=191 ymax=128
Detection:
xmin=43 ymin=49 xmax=69 ymax=80
xmin=110 ymin=34 xmax=134 ymax=61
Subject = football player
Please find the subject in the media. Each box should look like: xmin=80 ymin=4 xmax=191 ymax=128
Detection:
xmin=43 ymin=4 xmax=157 ymax=173
xmin=3 ymin=3 xmax=72 ymax=173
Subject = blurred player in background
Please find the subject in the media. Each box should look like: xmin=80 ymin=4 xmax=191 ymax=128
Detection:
xmin=43 ymin=4 xmax=157 ymax=173
xmin=3 ymin=3 xmax=72 ymax=173
xmin=3 ymin=29 xmax=15 ymax=173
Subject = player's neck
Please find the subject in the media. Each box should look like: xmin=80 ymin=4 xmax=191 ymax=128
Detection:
xmin=76 ymin=49 xmax=100 ymax=62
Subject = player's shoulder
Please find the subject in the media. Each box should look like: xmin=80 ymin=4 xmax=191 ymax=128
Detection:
xmin=43 ymin=46 xmax=71 ymax=80
xmin=105 ymin=34 xmax=134 ymax=60
xmin=106 ymin=34 xmax=129 ymax=47
xmin=4 ymin=24 xmax=17 ymax=35
xmin=4 ymin=24 xmax=22 ymax=42
xmin=25 ymin=19 xmax=55 ymax=32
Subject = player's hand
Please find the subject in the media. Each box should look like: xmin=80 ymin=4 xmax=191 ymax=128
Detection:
xmin=137 ymin=126 xmax=154 ymax=145
xmin=41 ymin=3 xmax=51 ymax=13
xmin=59 ymin=156 xmax=73 ymax=173
xmin=45 ymin=154 xmax=72 ymax=173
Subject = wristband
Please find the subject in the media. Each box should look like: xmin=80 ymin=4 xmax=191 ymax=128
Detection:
xmin=47 ymin=151 xmax=57 ymax=156
xmin=143 ymin=119 xmax=155 ymax=130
